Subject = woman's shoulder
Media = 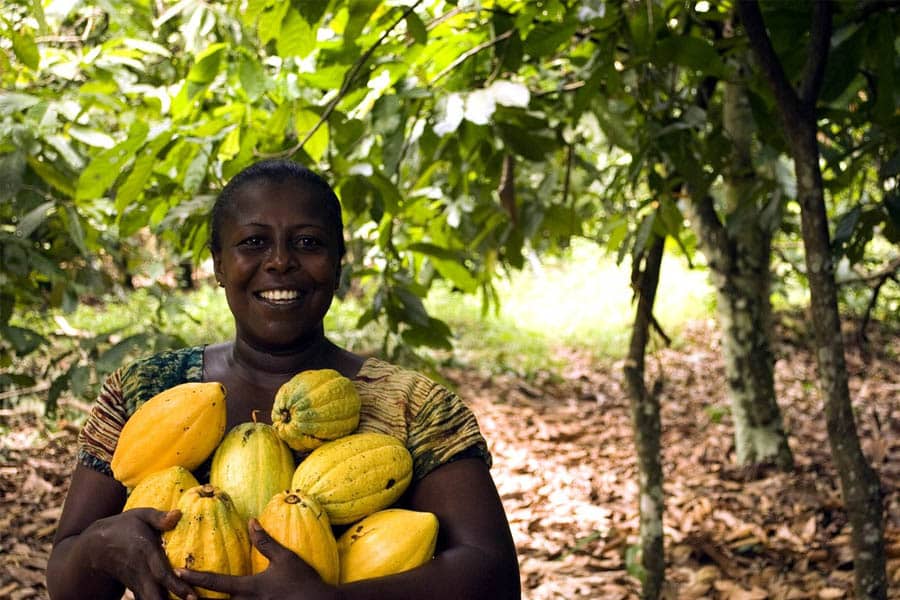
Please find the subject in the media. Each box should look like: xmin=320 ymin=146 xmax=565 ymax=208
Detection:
xmin=117 ymin=346 xmax=205 ymax=412
xmin=355 ymin=356 xmax=428 ymax=384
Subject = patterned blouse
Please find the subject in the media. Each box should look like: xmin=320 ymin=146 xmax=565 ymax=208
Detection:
xmin=77 ymin=347 xmax=491 ymax=484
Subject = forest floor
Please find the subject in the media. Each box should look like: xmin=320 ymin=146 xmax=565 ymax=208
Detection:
xmin=1 ymin=317 xmax=898 ymax=599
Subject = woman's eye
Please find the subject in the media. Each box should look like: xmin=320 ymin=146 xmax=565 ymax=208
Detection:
xmin=295 ymin=236 xmax=322 ymax=249
xmin=239 ymin=236 xmax=265 ymax=247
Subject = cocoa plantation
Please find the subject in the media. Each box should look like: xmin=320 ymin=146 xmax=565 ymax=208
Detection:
xmin=1 ymin=1 xmax=898 ymax=599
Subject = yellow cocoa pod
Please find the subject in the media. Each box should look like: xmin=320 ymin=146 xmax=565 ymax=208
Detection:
xmin=111 ymin=382 xmax=227 ymax=489
xmin=163 ymin=484 xmax=251 ymax=599
xmin=337 ymin=509 xmax=439 ymax=583
xmin=291 ymin=432 xmax=413 ymax=525
xmin=252 ymin=491 xmax=339 ymax=584
xmin=210 ymin=416 xmax=295 ymax=521
xmin=122 ymin=466 xmax=199 ymax=513
xmin=271 ymin=369 xmax=361 ymax=452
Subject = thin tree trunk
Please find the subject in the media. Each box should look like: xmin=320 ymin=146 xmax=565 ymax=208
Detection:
xmin=686 ymin=71 xmax=793 ymax=470
xmin=623 ymin=234 xmax=665 ymax=599
xmin=740 ymin=2 xmax=886 ymax=597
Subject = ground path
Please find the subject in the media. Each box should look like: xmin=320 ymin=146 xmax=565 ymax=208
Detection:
xmin=2 ymin=319 xmax=899 ymax=598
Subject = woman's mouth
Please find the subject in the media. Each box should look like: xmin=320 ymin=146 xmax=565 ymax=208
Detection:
xmin=256 ymin=289 xmax=301 ymax=304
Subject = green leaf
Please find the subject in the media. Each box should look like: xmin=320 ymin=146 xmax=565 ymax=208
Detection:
xmin=820 ymin=25 xmax=864 ymax=102
xmin=401 ymin=317 xmax=453 ymax=350
xmin=832 ymin=205 xmax=860 ymax=254
xmin=258 ymin=2 xmax=290 ymax=45
xmin=116 ymin=148 xmax=157 ymax=212
xmin=44 ymin=134 xmax=84 ymax=170
xmin=295 ymin=109 xmax=328 ymax=162
xmin=27 ymin=157 xmax=76 ymax=197
xmin=0 ymin=325 xmax=47 ymax=356
xmin=394 ymin=286 xmax=431 ymax=328
xmin=873 ymin=16 xmax=895 ymax=123
xmin=294 ymin=0 xmax=328 ymax=26
xmin=64 ymin=204 xmax=88 ymax=256
xmin=0 ymin=92 xmax=41 ymax=115
xmin=242 ymin=0 xmax=269 ymax=27
xmin=406 ymin=242 xmax=460 ymax=261
xmin=68 ymin=127 xmax=116 ymax=149
xmin=16 ymin=201 xmax=55 ymax=238
xmin=432 ymin=257 xmax=479 ymax=293
xmin=12 ymin=28 xmax=40 ymax=70
xmin=238 ymin=54 xmax=269 ymax=101
xmin=633 ymin=211 xmax=657 ymax=260
xmin=183 ymin=147 xmax=210 ymax=193
xmin=405 ymin=12 xmax=427 ymax=44
xmin=299 ymin=65 xmax=348 ymax=90
xmin=496 ymin=122 xmax=556 ymax=162
xmin=344 ymin=0 xmax=381 ymax=43
xmin=651 ymin=36 xmax=726 ymax=78
xmin=218 ymin=127 xmax=242 ymax=162
xmin=76 ymin=121 xmax=149 ymax=201
xmin=277 ymin=8 xmax=316 ymax=58
xmin=187 ymin=43 xmax=227 ymax=84
xmin=96 ymin=333 xmax=151 ymax=373
xmin=0 ymin=152 xmax=26 ymax=201
xmin=524 ymin=21 xmax=577 ymax=58
xmin=656 ymin=197 xmax=683 ymax=236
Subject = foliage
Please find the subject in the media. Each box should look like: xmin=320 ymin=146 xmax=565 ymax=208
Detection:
xmin=2 ymin=0 xmax=897 ymax=410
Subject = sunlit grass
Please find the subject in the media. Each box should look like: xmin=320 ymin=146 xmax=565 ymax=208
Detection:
xmin=425 ymin=239 xmax=716 ymax=374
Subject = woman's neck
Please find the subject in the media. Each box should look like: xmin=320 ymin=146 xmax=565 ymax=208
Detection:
xmin=228 ymin=332 xmax=339 ymax=385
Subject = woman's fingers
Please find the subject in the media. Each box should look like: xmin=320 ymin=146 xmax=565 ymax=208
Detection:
xmin=123 ymin=507 xmax=182 ymax=531
xmin=248 ymin=519 xmax=287 ymax=562
xmin=120 ymin=509 xmax=196 ymax=599
xmin=176 ymin=568 xmax=246 ymax=596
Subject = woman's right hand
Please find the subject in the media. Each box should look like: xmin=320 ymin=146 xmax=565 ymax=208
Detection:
xmin=80 ymin=508 xmax=197 ymax=600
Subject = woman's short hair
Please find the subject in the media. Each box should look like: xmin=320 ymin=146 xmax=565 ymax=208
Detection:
xmin=209 ymin=159 xmax=346 ymax=259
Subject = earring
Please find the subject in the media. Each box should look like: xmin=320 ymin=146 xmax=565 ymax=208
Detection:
xmin=217 ymin=280 xmax=224 ymax=288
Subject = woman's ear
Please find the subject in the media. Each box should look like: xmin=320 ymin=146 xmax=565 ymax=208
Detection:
xmin=212 ymin=254 xmax=224 ymax=287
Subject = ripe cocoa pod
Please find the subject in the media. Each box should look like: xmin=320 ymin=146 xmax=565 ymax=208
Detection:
xmin=209 ymin=417 xmax=295 ymax=521
xmin=163 ymin=484 xmax=251 ymax=600
xmin=271 ymin=369 xmax=360 ymax=451
xmin=337 ymin=508 xmax=439 ymax=583
xmin=111 ymin=382 xmax=227 ymax=489
xmin=291 ymin=432 xmax=413 ymax=525
xmin=122 ymin=466 xmax=199 ymax=513
xmin=252 ymin=491 xmax=339 ymax=585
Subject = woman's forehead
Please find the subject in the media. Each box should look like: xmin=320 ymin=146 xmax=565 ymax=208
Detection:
xmin=228 ymin=181 xmax=330 ymax=216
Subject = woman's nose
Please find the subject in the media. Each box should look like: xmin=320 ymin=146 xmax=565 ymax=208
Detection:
xmin=265 ymin=241 xmax=296 ymax=272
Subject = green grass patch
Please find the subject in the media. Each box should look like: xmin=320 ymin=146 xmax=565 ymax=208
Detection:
xmin=425 ymin=240 xmax=716 ymax=374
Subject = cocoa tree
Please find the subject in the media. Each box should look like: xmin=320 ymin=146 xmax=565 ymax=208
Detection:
xmin=739 ymin=1 xmax=886 ymax=597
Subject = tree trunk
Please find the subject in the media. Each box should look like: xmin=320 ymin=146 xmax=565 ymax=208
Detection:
xmin=686 ymin=74 xmax=793 ymax=470
xmin=740 ymin=3 xmax=886 ymax=597
xmin=623 ymin=234 xmax=665 ymax=599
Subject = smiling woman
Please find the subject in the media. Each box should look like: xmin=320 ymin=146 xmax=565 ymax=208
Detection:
xmin=46 ymin=159 xmax=521 ymax=600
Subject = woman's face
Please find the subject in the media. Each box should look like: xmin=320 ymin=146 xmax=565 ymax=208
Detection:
xmin=212 ymin=180 xmax=342 ymax=353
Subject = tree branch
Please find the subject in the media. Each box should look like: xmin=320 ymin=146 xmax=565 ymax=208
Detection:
xmin=265 ymin=1 xmax=426 ymax=160
xmin=798 ymin=1 xmax=833 ymax=108
xmin=738 ymin=1 xmax=804 ymax=128
xmin=430 ymin=29 xmax=514 ymax=85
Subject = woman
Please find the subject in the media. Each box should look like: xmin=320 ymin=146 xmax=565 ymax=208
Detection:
xmin=46 ymin=160 xmax=521 ymax=600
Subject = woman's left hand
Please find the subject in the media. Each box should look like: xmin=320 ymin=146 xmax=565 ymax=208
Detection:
xmin=176 ymin=519 xmax=338 ymax=600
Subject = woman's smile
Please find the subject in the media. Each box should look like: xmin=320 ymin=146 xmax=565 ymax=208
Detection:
xmin=255 ymin=288 xmax=302 ymax=304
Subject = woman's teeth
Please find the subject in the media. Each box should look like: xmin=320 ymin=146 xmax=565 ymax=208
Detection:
xmin=258 ymin=289 xmax=299 ymax=302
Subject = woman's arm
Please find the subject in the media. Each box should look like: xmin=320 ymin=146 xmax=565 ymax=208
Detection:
xmin=346 ymin=456 xmax=521 ymax=600
xmin=177 ymin=457 xmax=521 ymax=600
xmin=46 ymin=464 xmax=198 ymax=600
